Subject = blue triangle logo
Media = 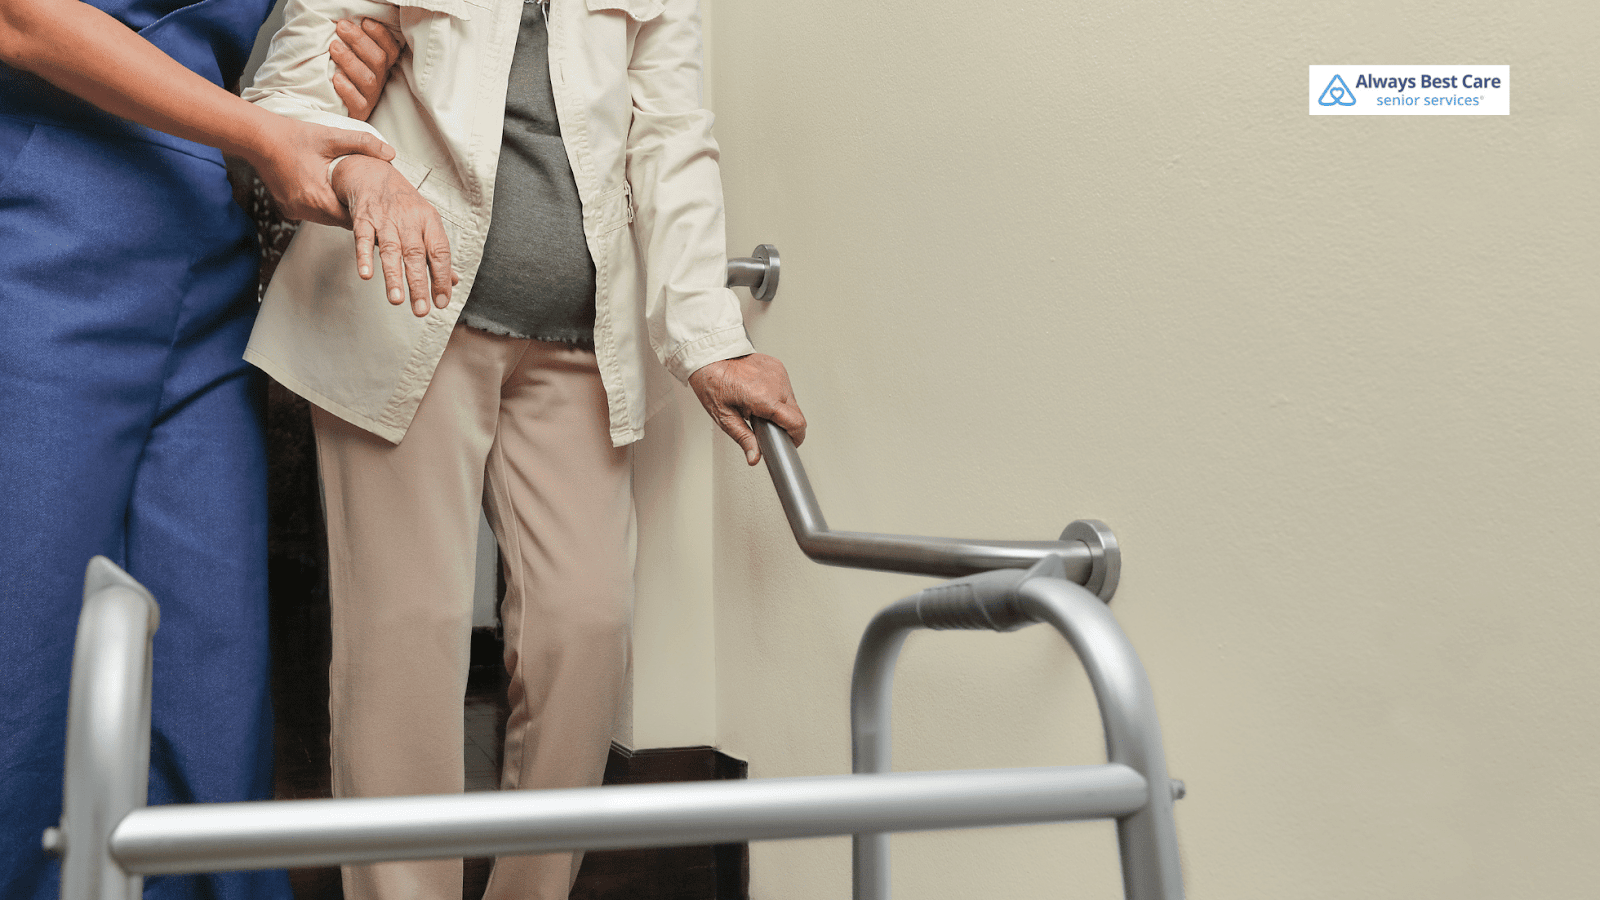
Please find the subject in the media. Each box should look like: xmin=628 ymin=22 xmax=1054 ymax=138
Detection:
xmin=1318 ymin=74 xmax=1356 ymax=107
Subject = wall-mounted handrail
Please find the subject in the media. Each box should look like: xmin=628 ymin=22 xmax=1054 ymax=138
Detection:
xmin=752 ymin=417 xmax=1120 ymax=599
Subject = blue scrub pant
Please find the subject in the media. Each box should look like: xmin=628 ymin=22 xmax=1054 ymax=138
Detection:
xmin=0 ymin=117 xmax=291 ymax=900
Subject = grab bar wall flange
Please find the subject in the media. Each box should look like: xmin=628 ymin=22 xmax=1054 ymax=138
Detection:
xmin=726 ymin=244 xmax=780 ymax=302
xmin=1062 ymin=519 xmax=1120 ymax=601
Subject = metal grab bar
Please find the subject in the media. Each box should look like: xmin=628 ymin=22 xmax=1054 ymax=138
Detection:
xmin=752 ymin=417 xmax=1121 ymax=599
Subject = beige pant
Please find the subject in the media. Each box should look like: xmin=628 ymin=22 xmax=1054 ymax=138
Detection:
xmin=314 ymin=325 xmax=634 ymax=900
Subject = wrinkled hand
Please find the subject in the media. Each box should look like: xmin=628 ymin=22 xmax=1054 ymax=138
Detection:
xmin=329 ymin=18 xmax=401 ymax=121
xmin=250 ymin=117 xmax=393 ymax=227
xmin=688 ymin=353 xmax=807 ymax=466
xmin=332 ymin=154 xmax=457 ymax=316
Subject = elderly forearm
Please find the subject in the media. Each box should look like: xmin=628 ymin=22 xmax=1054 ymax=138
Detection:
xmin=0 ymin=0 xmax=283 ymax=165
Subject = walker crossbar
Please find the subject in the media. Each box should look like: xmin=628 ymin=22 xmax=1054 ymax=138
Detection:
xmin=111 ymin=764 xmax=1147 ymax=874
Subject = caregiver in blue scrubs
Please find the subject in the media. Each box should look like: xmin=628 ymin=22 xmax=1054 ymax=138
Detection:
xmin=0 ymin=3 xmax=443 ymax=898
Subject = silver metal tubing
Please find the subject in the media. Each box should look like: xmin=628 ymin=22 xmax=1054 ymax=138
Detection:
xmin=851 ymin=562 xmax=1183 ymax=900
xmin=55 ymin=557 xmax=160 ymax=900
xmin=724 ymin=257 xmax=766 ymax=288
xmin=1017 ymin=577 xmax=1183 ymax=899
xmin=752 ymin=416 xmax=1119 ymax=597
xmin=725 ymin=244 xmax=779 ymax=301
xmin=109 ymin=765 xmax=1147 ymax=875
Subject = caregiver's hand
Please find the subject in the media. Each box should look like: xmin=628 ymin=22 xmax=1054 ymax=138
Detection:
xmin=329 ymin=17 xmax=402 ymax=121
xmin=249 ymin=118 xmax=395 ymax=227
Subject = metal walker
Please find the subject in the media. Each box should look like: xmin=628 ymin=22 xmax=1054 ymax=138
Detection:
xmin=50 ymin=261 xmax=1185 ymax=897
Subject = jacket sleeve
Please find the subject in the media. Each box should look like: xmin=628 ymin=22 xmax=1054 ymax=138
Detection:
xmin=625 ymin=0 xmax=756 ymax=383
xmin=241 ymin=0 xmax=397 ymax=142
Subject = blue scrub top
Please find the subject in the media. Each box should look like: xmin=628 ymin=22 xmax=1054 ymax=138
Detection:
xmin=0 ymin=0 xmax=276 ymax=165
xmin=0 ymin=4 xmax=290 ymax=900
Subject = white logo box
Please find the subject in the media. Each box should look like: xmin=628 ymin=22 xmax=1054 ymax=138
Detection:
xmin=1309 ymin=65 xmax=1509 ymax=115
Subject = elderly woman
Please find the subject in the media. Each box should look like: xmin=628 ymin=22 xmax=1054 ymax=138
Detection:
xmin=244 ymin=2 xmax=806 ymax=899
xmin=0 ymin=4 xmax=415 ymax=899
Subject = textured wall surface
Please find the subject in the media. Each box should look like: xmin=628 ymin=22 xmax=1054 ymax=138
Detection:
xmin=703 ymin=2 xmax=1599 ymax=897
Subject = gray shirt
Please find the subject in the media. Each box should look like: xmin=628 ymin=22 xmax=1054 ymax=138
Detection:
xmin=458 ymin=0 xmax=596 ymax=347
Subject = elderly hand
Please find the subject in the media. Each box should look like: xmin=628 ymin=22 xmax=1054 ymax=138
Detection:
xmin=329 ymin=18 xmax=401 ymax=121
xmin=688 ymin=353 xmax=807 ymax=466
xmin=331 ymin=154 xmax=457 ymax=316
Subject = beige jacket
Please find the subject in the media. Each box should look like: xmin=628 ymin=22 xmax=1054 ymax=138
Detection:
xmin=243 ymin=0 xmax=753 ymax=445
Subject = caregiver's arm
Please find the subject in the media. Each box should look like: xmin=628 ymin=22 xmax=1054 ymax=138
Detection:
xmin=0 ymin=0 xmax=391 ymax=226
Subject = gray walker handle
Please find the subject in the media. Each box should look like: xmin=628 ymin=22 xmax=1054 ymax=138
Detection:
xmin=48 ymin=558 xmax=159 ymax=900
xmin=851 ymin=558 xmax=1185 ymax=900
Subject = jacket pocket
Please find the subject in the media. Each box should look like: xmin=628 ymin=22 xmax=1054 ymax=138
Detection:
xmin=585 ymin=0 xmax=666 ymax=22
xmin=591 ymin=181 xmax=635 ymax=236
xmin=390 ymin=155 xmax=431 ymax=190
xmin=391 ymin=155 xmax=470 ymax=228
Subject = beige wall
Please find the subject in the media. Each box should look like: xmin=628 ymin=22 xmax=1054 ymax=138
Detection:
xmin=631 ymin=393 xmax=718 ymax=749
xmin=626 ymin=3 xmax=724 ymax=752
xmin=699 ymin=1 xmax=1600 ymax=897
